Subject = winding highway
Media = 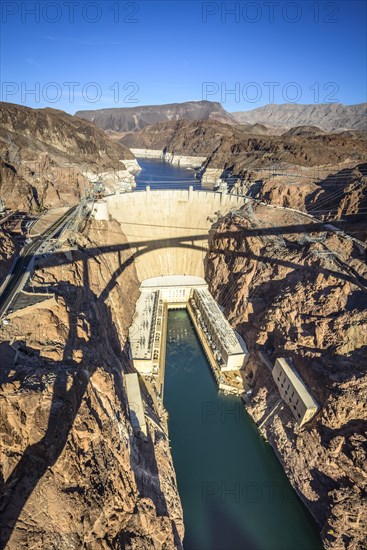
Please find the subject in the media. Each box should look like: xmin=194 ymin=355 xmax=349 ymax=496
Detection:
xmin=0 ymin=206 xmax=77 ymax=318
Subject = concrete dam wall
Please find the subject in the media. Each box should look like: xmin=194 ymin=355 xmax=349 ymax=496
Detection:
xmin=93 ymin=188 xmax=245 ymax=281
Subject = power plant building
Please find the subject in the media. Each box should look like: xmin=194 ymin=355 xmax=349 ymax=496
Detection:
xmin=128 ymin=278 xmax=249 ymax=397
xmin=129 ymin=289 xmax=164 ymax=376
xmin=272 ymin=358 xmax=319 ymax=426
xmin=191 ymin=288 xmax=249 ymax=371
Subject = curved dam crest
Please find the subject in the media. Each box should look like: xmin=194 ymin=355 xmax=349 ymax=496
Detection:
xmin=92 ymin=188 xmax=245 ymax=281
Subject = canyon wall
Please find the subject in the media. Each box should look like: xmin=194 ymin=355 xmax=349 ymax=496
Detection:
xmin=0 ymin=228 xmax=16 ymax=283
xmin=0 ymin=217 xmax=184 ymax=548
xmin=121 ymin=119 xmax=367 ymax=198
xmin=0 ymin=103 xmax=137 ymax=211
xmin=130 ymin=148 xmax=206 ymax=169
xmin=206 ymin=202 xmax=367 ymax=550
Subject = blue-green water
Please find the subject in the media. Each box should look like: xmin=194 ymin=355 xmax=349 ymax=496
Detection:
xmin=164 ymin=310 xmax=322 ymax=550
xmin=135 ymin=158 xmax=201 ymax=190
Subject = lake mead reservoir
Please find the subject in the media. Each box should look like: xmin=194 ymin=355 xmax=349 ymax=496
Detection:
xmin=135 ymin=158 xmax=201 ymax=190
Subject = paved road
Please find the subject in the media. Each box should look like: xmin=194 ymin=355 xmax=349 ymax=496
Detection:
xmin=0 ymin=212 xmax=15 ymax=226
xmin=0 ymin=206 xmax=77 ymax=318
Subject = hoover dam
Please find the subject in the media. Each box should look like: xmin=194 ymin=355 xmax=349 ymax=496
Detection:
xmin=86 ymin=169 xmax=323 ymax=548
xmin=2 ymin=158 xmax=363 ymax=549
xmin=91 ymin=187 xmax=245 ymax=280
xmin=91 ymin=188 xmax=252 ymax=398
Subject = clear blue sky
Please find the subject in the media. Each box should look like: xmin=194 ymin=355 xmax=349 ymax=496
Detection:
xmin=1 ymin=1 xmax=366 ymax=113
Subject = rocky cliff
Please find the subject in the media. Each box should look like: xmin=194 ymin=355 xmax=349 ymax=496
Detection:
xmin=232 ymin=103 xmax=367 ymax=132
xmin=0 ymin=228 xmax=16 ymax=283
xmin=305 ymin=163 xmax=367 ymax=240
xmin=121 ymin=119 xmax=234 ymax=155
xmin=0 ymin=103 xmax=135 ymax=211
xmin=206 ymin=203 xmax=367 ymax=550
xmin=121 ymin=119 xmax=367 ymax=222
xmin=76 ymin=101 xmax=237 ymax=133
xmin=121 ymin=119 xmax=367 ymax=171
xmin=0 ymin=217 xmax=183 ymax=549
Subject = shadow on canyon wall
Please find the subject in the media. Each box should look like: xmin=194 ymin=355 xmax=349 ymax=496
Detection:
xmin=0 ymin=218 xmax=366 ymax=547
xmin=0 ymin=252 xmax=175 ymax=549
xmin=305 ymin=163 xmax=367 ymax=217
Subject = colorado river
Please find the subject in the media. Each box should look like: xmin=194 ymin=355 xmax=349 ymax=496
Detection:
xmin=135 ymin=160 xmax=322 ymax=549
xmin=164 ymin=310 xmax=322 ymax=550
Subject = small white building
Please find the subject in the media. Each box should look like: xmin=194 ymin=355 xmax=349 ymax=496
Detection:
xmin=272 ymin=358 xmax=319 ymax=427
xmin=125 ymin=373 xmax=147 ymax=439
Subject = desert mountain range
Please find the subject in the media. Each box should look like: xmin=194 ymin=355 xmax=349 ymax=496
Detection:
xmin=232 ymin=102 xmax=367 ymax=132
xmin=76 ymin=100 xmax=237 ymax=133
xmin=76 ymin=100 xmax=367 ymax=133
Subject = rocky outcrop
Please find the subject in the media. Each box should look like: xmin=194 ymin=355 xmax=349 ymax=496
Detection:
xmin=0 ymin=228 xmax=16 ymax=284
xmin=282 ymin=125 xmax=326 ymax=137
xmin=206 ymin=203 xmax=367 ymax=550
xmin=76 ymin=101 xmax=237 ymax=133
xmin=121 ymin=119 xmax=236 ymax=157
xmin=201 ymin=132 xmax=367 ymax=174
xmin=163 ymin=152 xmax=206 ymax=169
xmin=305 ymin=163 xmax=367 ymax=240
xmin=233 ymin=103 xmax=367 ymax=132
xmin=130 ymin=148 xmax=206 ymax=169
xmin=130 ymin=149 xmax=163 ymax=159
xmin=0 ymin=217 xmax=183 ymax=548
xmin=122 ymin=159 xmax=141 ymax=174
xmin=0 ymin=102 xmax=137 ymax=211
